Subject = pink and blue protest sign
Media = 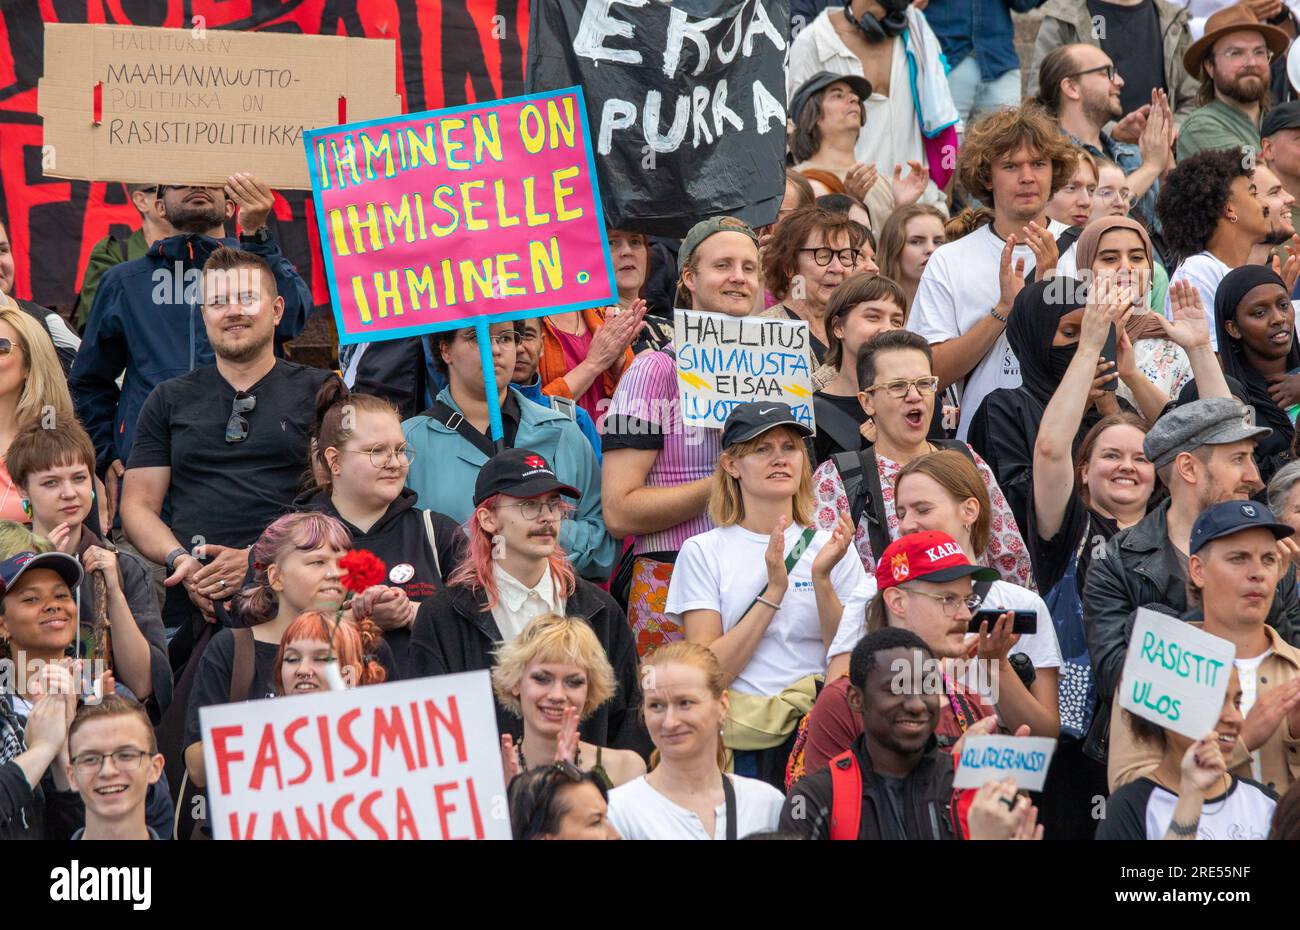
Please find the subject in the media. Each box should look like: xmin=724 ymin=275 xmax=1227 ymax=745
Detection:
xmin=304 ymin=87 xmax=616 ymax=345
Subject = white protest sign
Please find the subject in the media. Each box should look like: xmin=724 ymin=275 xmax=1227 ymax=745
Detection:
xmin=952 ymin=735 xmax=1057 ymax=791
xmin=200 ymin=671 xmax=510 ymax=840
xmin=1118 ymin=608 xmax=1235 ymax=741
xmin=673 ymin=309 xmax=816 ymax=430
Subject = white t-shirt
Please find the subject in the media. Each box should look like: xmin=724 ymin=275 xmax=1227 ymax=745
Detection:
xmin=1165 ymin=251 xmax=1230 ymax=350
xmin=907 ymin=220 xmax=1069 ymax=440
xmin=606 ymin=774 xmax=784 ymax=840
xmin=667 ymin=522 xmax=872 ymax=696
xmin=1235 ymin=649 xmax=1272 ymax=782
xmin=826 ymin=579 xmax=1061 ymax=673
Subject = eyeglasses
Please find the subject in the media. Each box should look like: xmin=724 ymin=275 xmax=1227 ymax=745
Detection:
xmin=1096 ymin=187 xmax=1132 ymax=205
xmin=225 ymin=391 xmax=256 ymax=443
xmin=71 ymin=748 xmax=152 ymax=774
xmin=903 ymin=588 xmax=983 ymax=616
xmin=1216 ymin=47 xmax=1273 ymax=64
xmin=498 ymin=497 xmax=570 ymax=521
xmin=800 ymin=247 xmax=861 ymax=267
xmin=0 ymin=338 xmax=14 ymax=356
xmin=341 ymin=445 xmax=416 ymax=468
xmin=1068 ymin=63 xmax=1118 ymax=82
xmin=863 ymin=376 xmax=940 ymax=399
xmin=461 ymin=330 xmax=522 ymax=349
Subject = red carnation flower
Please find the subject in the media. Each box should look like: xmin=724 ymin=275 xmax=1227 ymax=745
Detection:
xmin=339 ymin=550 xmax=386 ymax=595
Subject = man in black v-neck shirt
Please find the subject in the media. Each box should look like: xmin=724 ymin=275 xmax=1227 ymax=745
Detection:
xmin=121 ymin=248 xmax=336 ymax=636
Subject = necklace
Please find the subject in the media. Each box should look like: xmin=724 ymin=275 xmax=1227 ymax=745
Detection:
xmin=517 ymin=741 xmax=582 ymax=771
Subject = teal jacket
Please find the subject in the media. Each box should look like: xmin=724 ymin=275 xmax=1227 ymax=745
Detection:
xmin=402 ymin=386 xmax=616 ymax=581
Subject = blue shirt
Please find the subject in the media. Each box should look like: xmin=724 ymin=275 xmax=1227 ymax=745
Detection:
xmin=516 ymin=375 xmax=603 ymax=462
xmin=923 ymin=0 xmax=1047 ymax=81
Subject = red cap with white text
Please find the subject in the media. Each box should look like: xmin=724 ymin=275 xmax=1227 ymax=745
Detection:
xmin=874 ymin=531 xmax=998 ymax=592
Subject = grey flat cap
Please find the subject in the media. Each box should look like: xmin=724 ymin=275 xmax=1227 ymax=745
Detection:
xmin=1143 ymin=398 xmax=1272 ymax=470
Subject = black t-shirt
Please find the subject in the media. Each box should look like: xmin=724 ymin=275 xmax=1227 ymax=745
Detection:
xmin=812 ymin=391 xmax=869 ymax=465
xmin=183 ymin=628 xmax=280 ymax=747
xmin=1029 ymin=487 xmax=1122 ymax=598
xmin=781 ymin=306 xmax=827 ymax=364
xmin=128 ymin=360 xmax=336 ymax=549
xmin=1088 ymin=0 xmax=1166 ymax=115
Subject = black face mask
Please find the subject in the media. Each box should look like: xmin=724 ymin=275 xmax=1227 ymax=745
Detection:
xmin=844 ymin=1 xmax=908 ymax=41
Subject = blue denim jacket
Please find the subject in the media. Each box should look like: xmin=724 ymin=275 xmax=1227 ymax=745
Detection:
xmin=922 ymin=0 xmax=1047 ymax=81
xmin=1071 ymin=131 xmax=1162 ymax=241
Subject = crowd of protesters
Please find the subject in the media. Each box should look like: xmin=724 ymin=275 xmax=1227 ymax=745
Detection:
xmin=7 ymin=0 xmax=1300 ymax=842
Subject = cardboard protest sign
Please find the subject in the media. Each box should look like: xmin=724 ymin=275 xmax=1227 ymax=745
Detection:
xmin=38 ymin=25 xmax=400 ymax=190
xmin=673 ymin=309 xmax=816 ymax=430
xmin=952 ymin=735 xmax=1057 ymax=792
xmin=1118 ymin=608 xmax=1235 ymax=741
xmin=200 ymin=671 xmax=511 ymax=840
xmin=304 ymin=88 xmax=616 ymax=347
xmin=525 ymin=0 xmax=790 ymax=238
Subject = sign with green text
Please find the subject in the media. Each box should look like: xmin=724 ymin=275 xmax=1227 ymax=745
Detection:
xmin=1118 ymin=609 xmax=1235 ymax=741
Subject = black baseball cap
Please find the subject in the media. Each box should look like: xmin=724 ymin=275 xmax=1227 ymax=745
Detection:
xmin=473 ymin=448 xmax=579 ymax=506
xmin=720 ymin=402 xmax=814 ymax=448
xmin=0 ymin=551 xmax=83 ymax=597
xmin=789 ymin=71 xmax=873 ymax=124
xmin=1262 ymin=101 xmax=1300 ymax=138
xmin=1189 ymin=500 xmax=1293 ymax=556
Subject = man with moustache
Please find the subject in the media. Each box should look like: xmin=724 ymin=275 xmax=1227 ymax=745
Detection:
xmin=1082 ymin=398 xmax=1300 ymax=762
xmin=71 ymin=174 xmax=311 ymax=524
xmin=120 ymin=248 xmax=335 ymax=638
xmin=1177 ymin=5 xmax=1290 ymax=160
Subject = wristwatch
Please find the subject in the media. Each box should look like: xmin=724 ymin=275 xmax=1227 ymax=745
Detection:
xmin=239 ymin=225 xmax=272 ymax=245
xmin=165 ymin=547 xmax=190 ymax=575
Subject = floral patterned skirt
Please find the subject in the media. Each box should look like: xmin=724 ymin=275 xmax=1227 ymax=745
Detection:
xmin=627 ymin=556 xmax=680 ymax=658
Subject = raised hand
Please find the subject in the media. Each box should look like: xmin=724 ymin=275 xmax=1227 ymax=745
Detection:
xmin=1138 ymin=89 xmax=1175 ymax=174
xmin=500 ymin=734 xmax=523 ymax=783
xmin=763 ymin=515 xmax=791 ymax=600
xmin=1021 ymin=222 xmax=1058 ymax=282
xmin=589 ymin=299 xmax=647 ymax=370
xmin=1240 ymin=678 xmax=1300 ymax=751
xmin=975 ymin=611 xmax=1020 ymax=663
xmin=1180 ymin=732 xmax=1227 ymax=794
xmin=556 ymin=705 xmax=580 ymax=764
xmin=1271 ymin=243 xmax=1300 ymax=294
xmin=812 ymin=511 xmax=854 ymax=580
xmin=1156 ymin=280 xmax=1212 ymax=350
xmin=844 ymin=162 xmax=879 ymax=202
xmin=1111 ymin=104 xmax=1151 ymax=145
xmin=996 ymin=234 xmax=1026 ymax=317
xmin=225 ymin=172 xmax=275 ymax=233
xmin=891 ymin=161 xmax=928 ymax=207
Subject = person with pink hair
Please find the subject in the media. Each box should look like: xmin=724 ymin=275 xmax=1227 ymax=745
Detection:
xmin=411 ymin=448 xmax=648 ymax=760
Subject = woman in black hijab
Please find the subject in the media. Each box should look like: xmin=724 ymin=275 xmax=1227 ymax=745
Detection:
xmin=968 ymin=278 xmax=1131 ymax=532
xmin=1214 ymin=264 xmax=1300 ymax=484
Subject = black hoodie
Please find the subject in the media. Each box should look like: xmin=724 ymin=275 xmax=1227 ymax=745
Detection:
xmin=295 ymin=488 xmax=467 ymax=678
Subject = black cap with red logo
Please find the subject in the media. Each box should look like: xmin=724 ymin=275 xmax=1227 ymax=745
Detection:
xmin=473 ymin=448 xmax=580 ymax=506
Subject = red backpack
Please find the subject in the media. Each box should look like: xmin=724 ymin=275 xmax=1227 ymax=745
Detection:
xmin=826 ymin=749 xmax=972 ymax=840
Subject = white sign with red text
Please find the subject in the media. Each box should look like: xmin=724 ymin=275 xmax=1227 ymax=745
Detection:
xmin=200 ymin=671 xmax=510 ymax=840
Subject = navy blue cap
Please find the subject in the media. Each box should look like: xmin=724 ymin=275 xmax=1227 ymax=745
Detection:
xmin=1189 ymin=501 xmax=1294 ymax=556
xmin=720 ymin=402 xmax=813 ymax=448
xmin=0 ymin=550 xmax=83 ymax=596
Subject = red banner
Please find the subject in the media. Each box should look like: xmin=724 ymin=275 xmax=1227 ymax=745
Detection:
xmin=0 ymin=0 xmax=529 ymax=310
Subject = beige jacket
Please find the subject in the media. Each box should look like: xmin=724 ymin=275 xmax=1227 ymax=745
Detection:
xmin=1109 ymin=624 xmax=1300 ymax=795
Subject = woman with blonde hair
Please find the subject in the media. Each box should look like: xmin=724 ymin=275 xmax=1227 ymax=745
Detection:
xmin=666 ymin=402 xmax=870 ymax=788
xmin=0 ymin=300 xmax=76 ymax=524
xmin=495 ymin=612 xmax=646 ymax=789
xmin=606 ymin=641 xmax=784 ymax=839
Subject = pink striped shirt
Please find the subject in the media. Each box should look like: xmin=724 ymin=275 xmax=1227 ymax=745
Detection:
xmin=604 ymin=349 xmax=721 ymax=554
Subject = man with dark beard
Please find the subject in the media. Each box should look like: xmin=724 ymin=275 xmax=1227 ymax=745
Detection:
xmin=70 ymin=175 xmax=311 ymax=527
xmin=1177 ymin=5 xmax=1290 ymax=160
xmin=119 ymin=247 xmax=335 ymax=644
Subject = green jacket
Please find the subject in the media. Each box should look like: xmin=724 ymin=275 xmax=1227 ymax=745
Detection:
xmin=1175 ymin=99 xmax=1260 ymax=162
xmin=75 ymin=227 xmax=148 ymax=329
xmin=1030 ymin=0 xmax=1198 ymax=123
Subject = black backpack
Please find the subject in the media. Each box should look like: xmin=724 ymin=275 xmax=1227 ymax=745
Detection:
xmin=830 ymin=442 xmax=976 ymax=559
